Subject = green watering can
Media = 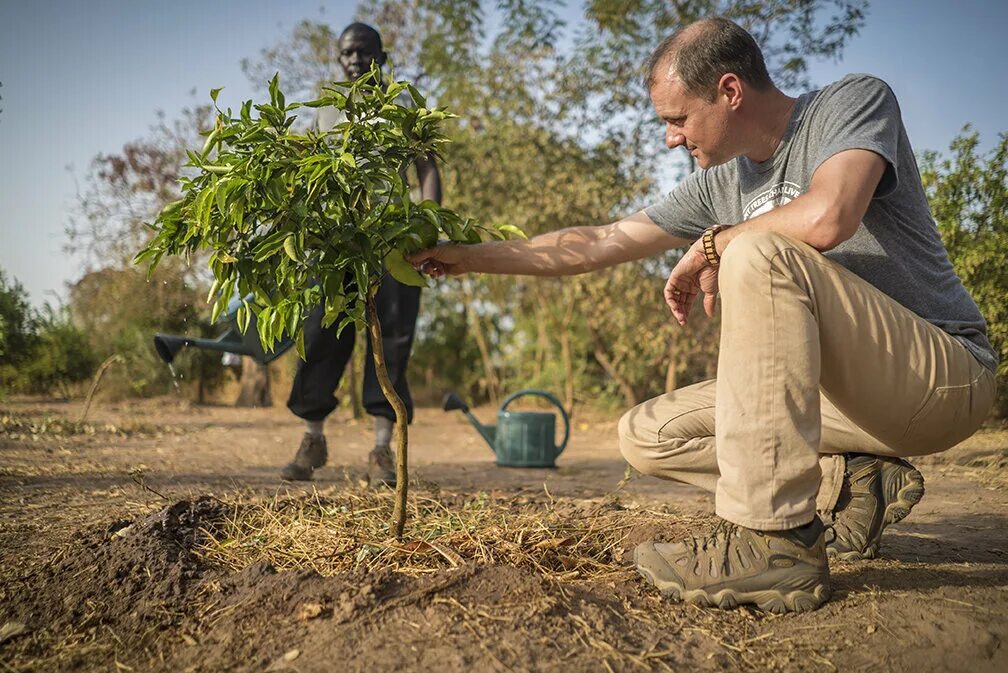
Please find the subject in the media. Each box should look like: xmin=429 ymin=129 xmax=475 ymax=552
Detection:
xmin=442 ymin=390 xmax=570 ymax=468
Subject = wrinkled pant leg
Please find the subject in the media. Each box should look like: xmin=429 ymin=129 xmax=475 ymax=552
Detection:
xmin=286 ymin=302 xmax=356 ymax=422
xmin=618 ymin=380 xmax=720 ymax=495
xmin=714 ymin=230 xmax=995 ymax=531
xmin=362 ymin=274 xmax=422 ymax=424
xmin=618 ymin=379 xmax=876 ymax=513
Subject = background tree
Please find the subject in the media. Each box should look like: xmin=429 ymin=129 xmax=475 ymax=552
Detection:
xmin=0 ymin=270 xmax=38 ymax=392
xmin=922 ymin=128 xmax=1008 ymax=417
xmin=0 ymin=269 xmax=96 ymax=397
xmin=66 ymin=106 xmax=240 ymax=403
xmin=17 ymin=303 xmax=96 ymax=398
xmin=61 ymin=0 xmax=869 ymax=413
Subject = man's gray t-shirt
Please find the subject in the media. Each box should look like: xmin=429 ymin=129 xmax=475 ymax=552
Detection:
xmin=644 ymin=73 xmax=998 ymax=372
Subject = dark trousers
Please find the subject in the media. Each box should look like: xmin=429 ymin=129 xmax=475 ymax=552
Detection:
xmin=287 ymin=275 xmax=421 ymax=423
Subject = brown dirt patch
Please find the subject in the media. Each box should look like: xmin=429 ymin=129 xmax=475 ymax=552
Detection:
xmin=1 ymin=397 xmax=1007 ymax=672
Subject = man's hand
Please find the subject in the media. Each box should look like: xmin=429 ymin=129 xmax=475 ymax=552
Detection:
xmin=664 ymin=237 xmax=720 ymax=326
xmin=408 ymin=243 xmax=467 ymax=278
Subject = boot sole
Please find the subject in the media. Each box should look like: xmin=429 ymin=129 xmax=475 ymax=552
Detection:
xmin=635 ymin=564 xmax=830 ymax=614
xmin=883 ymin=464 xmax=925 ymax=526
xmin=827 ymin=462 xmax=925 ymax=561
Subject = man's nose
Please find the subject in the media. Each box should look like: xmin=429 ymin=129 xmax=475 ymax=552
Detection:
xmin=665 ymin=127 xmax=685 ymax=149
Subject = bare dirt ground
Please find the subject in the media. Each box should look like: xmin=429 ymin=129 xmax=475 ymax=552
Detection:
xmin=1 ymin=395 xmax=1006 ymax=672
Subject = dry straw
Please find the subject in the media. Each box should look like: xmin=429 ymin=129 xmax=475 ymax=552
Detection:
xmin=197 ymin=477 xmax=706 ymax=582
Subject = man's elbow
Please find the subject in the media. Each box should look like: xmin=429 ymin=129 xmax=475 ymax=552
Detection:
xmin=806 ymin=204 xmax=859 ymax=251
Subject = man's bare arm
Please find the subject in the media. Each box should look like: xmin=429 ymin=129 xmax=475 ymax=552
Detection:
xmin=409 ymin=210 xmax=690 ymax=277
xmin=714 ymin=149 xmax=887 ymax=254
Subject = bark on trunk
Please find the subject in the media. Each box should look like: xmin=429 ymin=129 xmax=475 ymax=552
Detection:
xmin=235 ymin=357 xmax=271 ymax=407
xmin=347 ymin=337 xmax=363 ymax=419
xmin=366 ymin=293 xmax=410 ymax=540
xmin=464 ymin=285 xmax=500 ymax=406
xmin=588 ymin=326 xmax=638 ymax=408
xmin=533 ymin=288 xmax=550 ymax=381
xmin=559 ymin=300 xmax=576 ymax=415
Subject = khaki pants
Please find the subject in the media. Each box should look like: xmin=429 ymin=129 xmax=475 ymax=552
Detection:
xmin=619 ymin=231 xmax=996 ymax=531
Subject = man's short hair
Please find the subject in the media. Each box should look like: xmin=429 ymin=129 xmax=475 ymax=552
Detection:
xmin=340 ymin=21 xmax=383 ymax=50
xmin=644 ymin=17 xmax=773 ymax=101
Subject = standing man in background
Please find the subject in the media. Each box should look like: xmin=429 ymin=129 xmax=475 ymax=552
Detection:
xmin=281 ymin=22 xmax=442 ymax=485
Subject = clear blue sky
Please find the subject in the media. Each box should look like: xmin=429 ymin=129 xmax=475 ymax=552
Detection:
xmin=1 ymin=0 xmax=1006 ymax=307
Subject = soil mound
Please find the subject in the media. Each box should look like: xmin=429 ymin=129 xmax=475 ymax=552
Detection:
xmin=6 ymin=498 xmax=226 ymax=657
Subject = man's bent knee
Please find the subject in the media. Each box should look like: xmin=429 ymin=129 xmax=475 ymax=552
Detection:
xmin=719 ymin=230 xmax=798 ymax=274
xmin=718 ymin=230 xmax=825 ymax=299
xmin=618 ymin=407 xmax=661 ymax=476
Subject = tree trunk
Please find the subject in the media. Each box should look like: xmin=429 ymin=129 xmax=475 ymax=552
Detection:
xmin=559 ymin=299 xmax=576 ymax=415
xmin=588 ymin=325 xmax=638 ymax=408
xmin=347 ymin=335 xmax=364 ymax=419
xmin=464 ymin=284 xmax=500 ymax=406
xmin=533 ymin=288 xmax=550 ymax=381
xmin=235 ymin=357 xmax=272 ymax=407
xmin=366 ymin=293 xmax=409 ymax=540
xmin=197 ymin=362 xmax=207 ymax=405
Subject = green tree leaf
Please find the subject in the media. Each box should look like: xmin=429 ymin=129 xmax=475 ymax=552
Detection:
xmin=384 ymin=249 xmax=427 ymax=287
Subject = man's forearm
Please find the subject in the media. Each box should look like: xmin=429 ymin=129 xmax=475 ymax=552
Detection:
xmin=714 ymin=191 xmax=855 ymax=256
xmin=457 ymin=216 xmax=685 ymax=277
xmin=460 ymin=227 xmax=612 ymax=276
xmin=410 ymin=211 xmax=685 ymax=278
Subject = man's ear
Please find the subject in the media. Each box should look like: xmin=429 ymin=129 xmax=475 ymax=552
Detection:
xmin=719 ymin=73 xmax=743 ymax=109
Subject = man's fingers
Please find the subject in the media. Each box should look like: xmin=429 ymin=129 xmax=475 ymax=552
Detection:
xmin=703 ymin=291 xmax=717 ymax=317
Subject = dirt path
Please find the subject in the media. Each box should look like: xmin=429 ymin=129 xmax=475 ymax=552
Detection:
xmin=1 ymin=397 xmax=1006 ymax=672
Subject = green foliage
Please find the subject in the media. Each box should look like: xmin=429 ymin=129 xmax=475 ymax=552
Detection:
xmin=66 ymin=105 xmax=231 ymax=401
xmin=17 ymin=304 xmax=97 ymax=396
xmin=410 ymin=286 xmax=484 ymax=402
xmin=0 ymin=270 xmax=96 ymax=396
xmin=0 ymin=270 xmax=36 ymax=370
xmin=922 ymin=128 xmax=1008 ymax=413
xmin=136 ymin=66 xmax=516 ymax=357
xmin=69 ymin=265 xmax=226 ymax=400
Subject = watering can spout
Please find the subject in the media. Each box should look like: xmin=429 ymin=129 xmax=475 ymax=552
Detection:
xmin=153 ymin=332 xmax=275 ymax=365
xmin=152 ymin=294 xmax=293 ymax=366
xmin=442 ymin=391 xmax=496 ymax=450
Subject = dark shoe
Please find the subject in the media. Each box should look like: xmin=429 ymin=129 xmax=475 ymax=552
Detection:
xmin=368 ymin=444 xmax=396 ymax=487
xmin=826 ymin=454 xmax=924 ymax=561
xmin=634 ymin=517 xmax=830 ymax=614
xmin=279 ymin=433 xmax=328 ymax=481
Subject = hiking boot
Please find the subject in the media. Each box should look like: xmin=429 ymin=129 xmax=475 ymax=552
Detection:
xmin=634 ymin=517 xmax=831 ymax=614
xmin=825 ymin=454 xmax=924 ymax=561
xmin=279 ymin=433 xmax=328 ymax=481
xmin=368 ymin=444 xmax=396 ymax=487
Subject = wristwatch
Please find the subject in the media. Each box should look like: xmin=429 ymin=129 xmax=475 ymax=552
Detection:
xmin=701 ymin=225 xmax=729 ymax=266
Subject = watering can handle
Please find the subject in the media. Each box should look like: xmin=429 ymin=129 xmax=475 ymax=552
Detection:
xmin=500 ymin=389 xmax=570 ymax=455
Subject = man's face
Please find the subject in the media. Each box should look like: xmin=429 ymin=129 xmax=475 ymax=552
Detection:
xmin=338 ymin=30 xmax=386 ymax=81
xmin=650 ymin=75 xmax=736 ymax=168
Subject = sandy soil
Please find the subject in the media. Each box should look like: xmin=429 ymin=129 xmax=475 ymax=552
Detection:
xmin=1 ymin=396 xmax=1006 ymax=672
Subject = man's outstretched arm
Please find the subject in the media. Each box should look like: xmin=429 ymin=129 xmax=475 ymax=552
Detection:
xmin=408 ymin=211 xmax=690 ymax=277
